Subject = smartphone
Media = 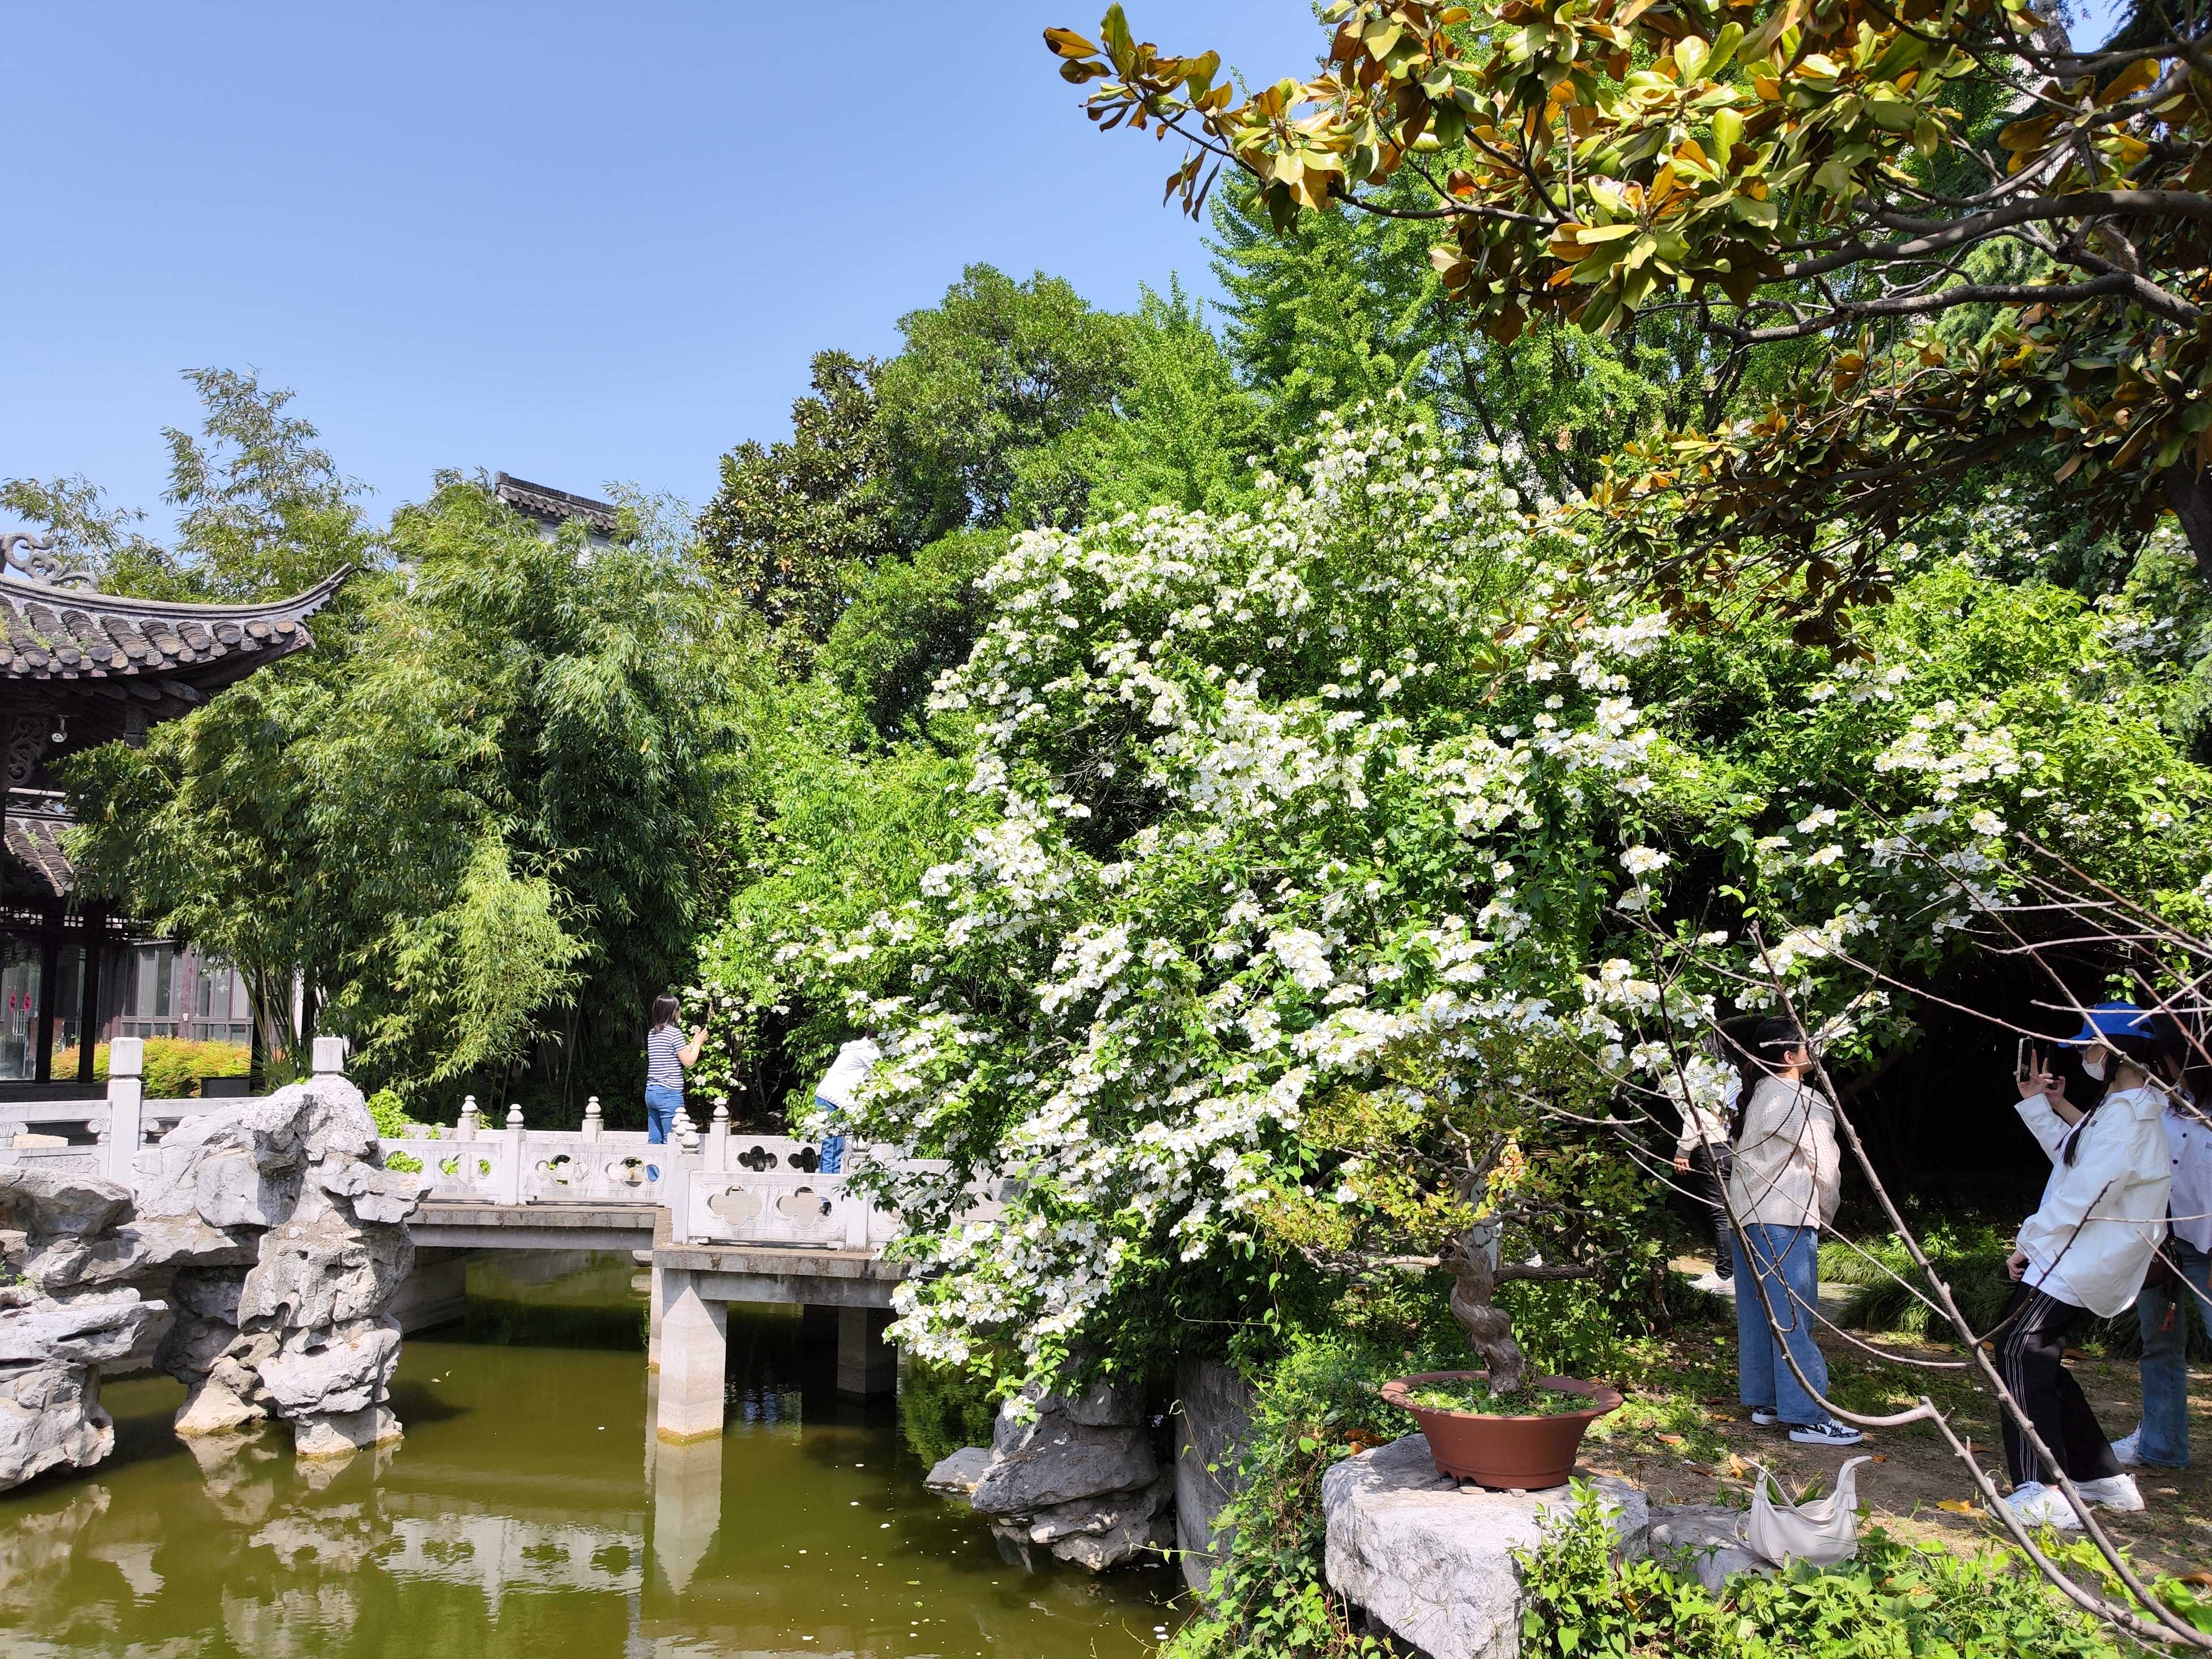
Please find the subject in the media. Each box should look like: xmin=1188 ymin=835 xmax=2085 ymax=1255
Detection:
xmin=2015 ymin=1038 xmax=2032 ymax=1083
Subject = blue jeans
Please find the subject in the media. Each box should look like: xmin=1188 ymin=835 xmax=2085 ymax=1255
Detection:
xmin=644 ymin=1083 xmax=682 ymax=1180
xmin=2138 ymin=1238 xmax=2211 ymax=1468
xmin=1735 ymin=1223 xmax=1831 ymax=1428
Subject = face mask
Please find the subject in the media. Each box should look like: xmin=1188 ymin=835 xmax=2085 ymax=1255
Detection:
xmin=2082 ymin=1051 xmax=2109 ymax=1082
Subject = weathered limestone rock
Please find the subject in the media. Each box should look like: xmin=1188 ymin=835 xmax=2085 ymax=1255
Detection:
xmin=1175 ymin=1354 xmax=1254 ymax=1594
xmin=961 ymin=1381 xmax=1172 ymax=1571
xmin=0 ymin=1166 xmax=131 ymax=1237
xmin=1649 ymin=1503 xmax=1768 ymax=1592
xmin=1323 ymin=1433 xmax=1648 ymax=1659
xmin=289 ymin=1403 xmax=400 ymax=1460
xmin=259 ymin=1318 xmax=402 ymax=1418
xmin=971 ymin=1383 xmax=1158 ymax=1514
xmin=0 ymin=1356 xmax=114 ymax=1489
xmin=0 ymin=1071 xmax=426 ymax=1490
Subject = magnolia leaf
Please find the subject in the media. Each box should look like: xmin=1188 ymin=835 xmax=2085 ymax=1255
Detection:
xmin=1043 ymin=26 xmax=1099 ymax=58
xmin=2095 ymin=55 xmax=2160 ymax=108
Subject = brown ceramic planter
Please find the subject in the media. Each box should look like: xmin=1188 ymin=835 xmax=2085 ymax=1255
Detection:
xmin=1380 ymin=1371 xmax=1623 ymax=1490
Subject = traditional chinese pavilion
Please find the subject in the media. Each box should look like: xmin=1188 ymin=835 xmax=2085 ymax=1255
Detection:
xmin=0 ymin=530 xmax=345 ymax=1093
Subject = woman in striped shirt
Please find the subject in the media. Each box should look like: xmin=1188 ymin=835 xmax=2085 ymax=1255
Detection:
xmin=644 ymin=993 xmax=707 ymax=1148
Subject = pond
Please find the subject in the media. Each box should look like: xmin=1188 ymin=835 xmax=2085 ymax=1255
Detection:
xmin=0 ymin=1253 xmax=1182 ymax=1657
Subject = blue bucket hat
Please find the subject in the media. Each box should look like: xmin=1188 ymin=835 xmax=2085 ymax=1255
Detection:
xmin=2065 ymin=1000 xmax=2154 ymax=1046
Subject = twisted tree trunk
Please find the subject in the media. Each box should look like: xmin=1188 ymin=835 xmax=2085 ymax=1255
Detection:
xmin=1443 ymin=1225 xmax=1527 ymax=1396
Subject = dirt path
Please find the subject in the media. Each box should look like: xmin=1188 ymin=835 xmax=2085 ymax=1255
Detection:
xmin=1582 ymin=1268 xmax=2212 ymax=1577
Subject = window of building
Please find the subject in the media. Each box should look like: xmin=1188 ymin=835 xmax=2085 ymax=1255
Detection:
xmin=117 ymin=944 xmax=178 ymax=1039
xmin=193 ymin=961 xmax=253 ymax=1045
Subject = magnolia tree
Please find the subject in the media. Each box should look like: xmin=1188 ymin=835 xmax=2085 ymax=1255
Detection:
xmin=1045 ymin=0 xmax=2212 ymax=639
xmin=716 ymin=412 xmax=2209 ymax=1426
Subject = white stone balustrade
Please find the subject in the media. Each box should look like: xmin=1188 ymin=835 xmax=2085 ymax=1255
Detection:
xmin=1 ymin=1067 xmax=974 ymax=1241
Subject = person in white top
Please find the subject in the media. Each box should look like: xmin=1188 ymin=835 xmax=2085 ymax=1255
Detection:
xmin=2113 ymin=1066 xmax=2212 ymax=1472
xmin=811 ymin=1038 xmax=880 ymax=1174
xmin=1724 ymin=1019 xmax=1862 ymax=1448
xmin=1998 ymin=1002 xmax=2174 ymax=1528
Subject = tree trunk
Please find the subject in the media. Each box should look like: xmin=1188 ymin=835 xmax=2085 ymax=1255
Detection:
xmin=1444 ymin=1225 xmax=1528 ymax=1395
xmin=2162 ymin=465 xmax=2212 ymax=586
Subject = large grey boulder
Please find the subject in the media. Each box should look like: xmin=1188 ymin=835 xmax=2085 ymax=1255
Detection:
xmin=0 ymin=1167 xmax=132 ymax=1237
xmin=1323 ymin=1433 xmax=1648 ymax=1659
xmin=972 ymin=1383 xmax=1158 ymax=1514
xmin=958 ymin=1380 xmax=1171 ymax=1571
xmin=151 ymin=1076 xmax=427 ymax=1458
xmin=1175 ymin=1354 xmax=1254 ymax=1594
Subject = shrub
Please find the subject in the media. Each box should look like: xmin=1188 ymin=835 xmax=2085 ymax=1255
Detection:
xmin=50 ymin=1038 xmax=250 ymax=1099
xmin=897 ymin=1361 xmax=1002 ymax=1468
xmin=1518 ymin=1483 xmax=2153 ymax=1658
xmin=1820 ymin=1226 xmax=2209 ymax=1361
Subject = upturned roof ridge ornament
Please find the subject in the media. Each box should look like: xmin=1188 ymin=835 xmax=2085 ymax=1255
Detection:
xmin=0 ymin=531 xmax=90 ymax=590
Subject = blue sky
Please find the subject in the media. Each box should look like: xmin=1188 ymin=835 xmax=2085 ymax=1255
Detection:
xmin=3 ymin=3 xmax=1324 ymax=536
xmin=5 ymin=2 xmax=2136 ymax=541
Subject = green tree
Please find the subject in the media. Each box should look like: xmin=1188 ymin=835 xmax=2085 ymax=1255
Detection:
xmin=1011 ymin=281 xmax=1267 ymax=524
xmin=4 ymin=366 xmax=372 ymax=600
xmin=44 ymin=377 xmax=756 ymax=1114
xmin=694 ymin=349 xmax=898 ymax=662
xmin=815 ymin=527 xmax=1010 ymax=737
xmin=1211 ymin=173 xmax=1731 ymax=502
xmin=873 ymin=264 xmax=1133 ymax=538
xmin=1049 ymin=0 xmax=2212 ymax=639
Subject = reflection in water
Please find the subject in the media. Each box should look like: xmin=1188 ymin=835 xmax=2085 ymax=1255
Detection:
xmin=0 ymin=1252 xmax=1177 ymax=1657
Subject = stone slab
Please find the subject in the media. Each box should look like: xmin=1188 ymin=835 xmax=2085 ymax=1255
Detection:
xmin=1175 ymin=1355 xmax=1254 ymax=1594
xmin=1323 ymin=1433 xmax=1648 ymax=1659
xmin=924 ymin=1446 xmax=994 ymax=1498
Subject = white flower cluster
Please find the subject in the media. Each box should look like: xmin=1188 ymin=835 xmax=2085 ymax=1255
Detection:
xmin=728 ymin=414 xmax=2197 ymax=1394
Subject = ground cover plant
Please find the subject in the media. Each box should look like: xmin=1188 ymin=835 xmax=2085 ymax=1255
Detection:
xmin=1400 ymin=1376 xmax=1596 ymax=1415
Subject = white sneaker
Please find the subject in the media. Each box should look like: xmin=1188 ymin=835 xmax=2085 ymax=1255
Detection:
xmin=1996 ymin=1481 xmax=2083 ymax=1530
xmin=1789 ymin=1419 xmax=1866 ymax=1447
xmin=2078 ymin=1473 xmax=2145 ymax=1512
xmin=2109 ymin=1428 xmax=2143 ymax=1468
xmin=1750 ymin=1408 xmax=1780 ymax=1426
xmin=1689 ymin=1272 xmax=1731 ymax=1295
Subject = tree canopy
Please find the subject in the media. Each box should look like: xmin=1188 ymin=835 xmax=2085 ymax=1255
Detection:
xmin=1047 ymin=0 xmax=2212 ymax=644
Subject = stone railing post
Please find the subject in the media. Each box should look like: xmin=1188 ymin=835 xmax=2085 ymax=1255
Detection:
xmin=105 ymin=1036 xmax=144 ymax=1184
xmin=499 ymin=1103 xmax=526 ymax=1205
xmin=581 ymin=1095 xmax=602 ymax=1141
xmin=664 ymin=1115 xmax=700 ymax=1242
xmin=311 ymin=1034 xmax=348 ymax=1078
xmin=706 ymin=1101 xmax=729 ymax=1174
xmin=457 ymin=1095 xmax=479 ymax=1141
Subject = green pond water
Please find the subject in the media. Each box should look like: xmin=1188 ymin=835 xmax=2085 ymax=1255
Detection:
xmin=0 ymin=1253 xmax=1180 ymax=1658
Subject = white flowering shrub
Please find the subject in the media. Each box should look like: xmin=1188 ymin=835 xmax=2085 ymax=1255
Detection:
xmin=705 ymin=410 xmax=2212 ymax=1392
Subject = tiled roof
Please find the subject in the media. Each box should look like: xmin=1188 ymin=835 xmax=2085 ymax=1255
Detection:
xmin=3 ymin=812 xmax=73 ymax=901
xmin=493 ymin=473 xmax=621 ymax=537
xmin=0 ymin=568 xmax=346 ymax=696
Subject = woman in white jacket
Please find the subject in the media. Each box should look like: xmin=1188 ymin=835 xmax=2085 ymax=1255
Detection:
xmin=1998 ymin=1002 xmax=2175 ymax=1528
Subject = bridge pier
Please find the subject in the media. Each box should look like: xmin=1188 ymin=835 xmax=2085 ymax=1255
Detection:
xmin=388 ymin=1248 xmax=476 ymax=1334
xmin=655 ymin=1270 xmax=729 ymax=1443
xmin=647 ymin=1236 xmax=906 ymax=1442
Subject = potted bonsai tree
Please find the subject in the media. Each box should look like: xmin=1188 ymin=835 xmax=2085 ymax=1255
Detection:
xmin=1271 ymin=1025 xmax=1643 ymax=1489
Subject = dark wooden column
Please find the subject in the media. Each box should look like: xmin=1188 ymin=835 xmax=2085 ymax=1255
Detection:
xmin=33 ymin=911 xmax=58 ymax=1084
xmin=78 ymin=915 xmax=102 ymax=1086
